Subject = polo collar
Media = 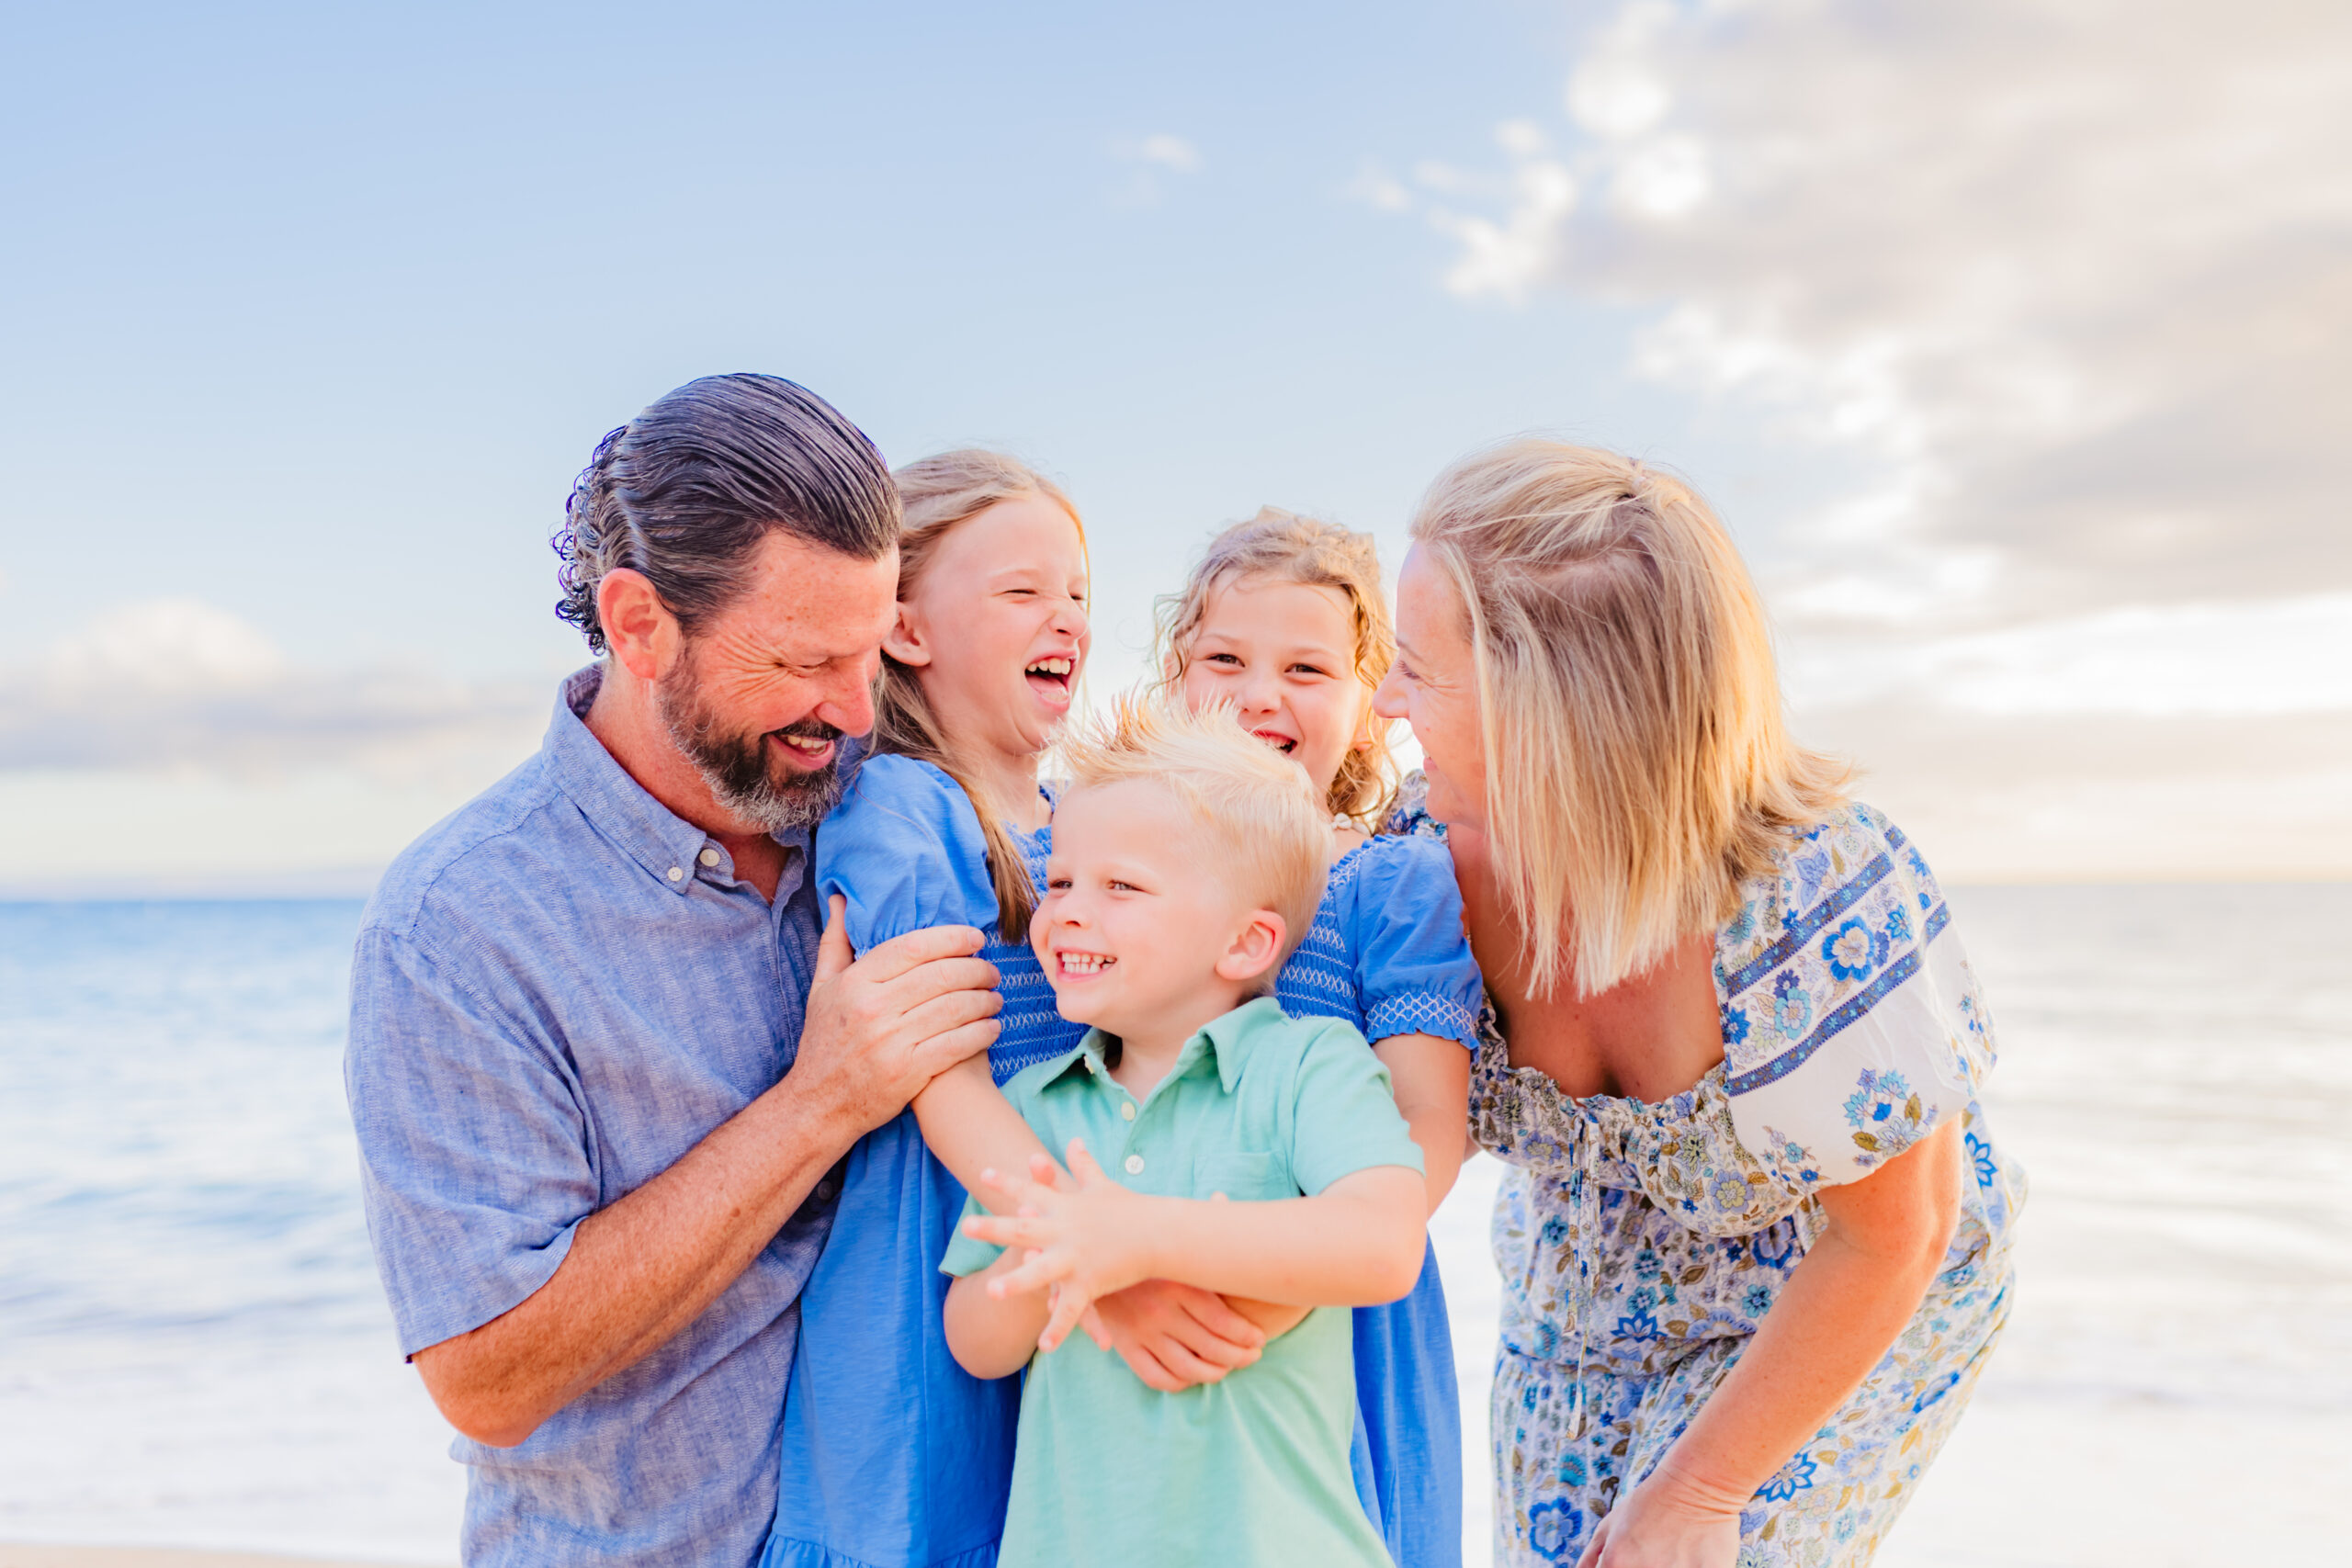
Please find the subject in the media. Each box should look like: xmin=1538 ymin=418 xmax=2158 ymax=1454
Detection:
xmin=1045 ymin=996 xmax=1290 ymax=1095
xmin=543 ymin=664 xmax=810 ymax=897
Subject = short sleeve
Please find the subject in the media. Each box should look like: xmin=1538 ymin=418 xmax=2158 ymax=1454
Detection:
xmin=817 ymin=755 xmax=1001 ymax=952
xmin=1285 ymin=1020 xmax=1427 ymax=1196
xmin=1719 ymin=807 xmax=1983 ymax=1189
xmin=1350 ymin=836 xmax=1482 ymax=1050
xmin=940 ymin=1190 xmax=1002 ymax=1278
xmin=345 ymin=928 xmax=594 ymax=1357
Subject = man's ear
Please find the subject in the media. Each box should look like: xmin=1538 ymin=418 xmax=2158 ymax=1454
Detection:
xmin=597 ymin=569 xmax=681 ymax=683
xmin=1214 ymin=909 xmax=1287 ymax=986
xmin=881 ymin=601 xmax=930 ymax=667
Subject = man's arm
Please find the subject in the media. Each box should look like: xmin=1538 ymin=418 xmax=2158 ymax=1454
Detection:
xmin=413 ymin=900 xmax=1001 ymax=1447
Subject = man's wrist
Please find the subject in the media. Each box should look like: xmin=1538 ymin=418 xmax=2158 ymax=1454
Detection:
xmin=747 ymin=1071 xmax=862 ymax=1190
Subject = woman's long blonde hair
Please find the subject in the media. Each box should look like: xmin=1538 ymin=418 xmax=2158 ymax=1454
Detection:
xmin=873 ymin=449 xmax=1087 ymax=939
xmin=1152 ymin=507 xmax=1400 ymax=830
xmin=1410 ymin=439 xmax=1849 ymax=998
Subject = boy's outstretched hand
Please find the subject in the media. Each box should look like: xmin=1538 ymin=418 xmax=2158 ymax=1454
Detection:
xmin=965 ymin=1140 xmax=1156 ymax=1353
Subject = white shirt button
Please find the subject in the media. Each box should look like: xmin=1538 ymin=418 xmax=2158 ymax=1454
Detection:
xmin=666 ymin=866 xmax=684 ymax=882
xmin=698 ymin=848 xmax=720 ymax=867
xmin=1119 ymin=1101 xmax=1136 ymax=1122
xmin=1123 ymin=1154 xmax=1144 ymax=1175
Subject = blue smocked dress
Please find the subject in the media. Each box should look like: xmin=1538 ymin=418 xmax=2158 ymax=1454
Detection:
xmin=1390 ymin=783 xmax=2026 ymax=1567
xmin=764 ymin=755 xmax=1083 ymax=1568
xmin=1276 ymin=832 xmax=1486 ymax=1568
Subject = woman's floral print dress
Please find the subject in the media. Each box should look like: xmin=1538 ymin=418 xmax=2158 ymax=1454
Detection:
xmin=1393 ymin=785 xmax=2023 ymax=1566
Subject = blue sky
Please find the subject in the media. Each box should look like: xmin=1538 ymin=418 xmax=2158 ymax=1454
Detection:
xmin=5 ymin=0 xmax=2346 ymax=890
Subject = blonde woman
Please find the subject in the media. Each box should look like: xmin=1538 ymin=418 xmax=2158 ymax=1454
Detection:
xmin=1374 ymin=442 xmax=2023 ymax=1567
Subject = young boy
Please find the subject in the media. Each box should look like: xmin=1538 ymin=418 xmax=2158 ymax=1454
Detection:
xmin=940 ymin=702 xmax=1429 ymax=1568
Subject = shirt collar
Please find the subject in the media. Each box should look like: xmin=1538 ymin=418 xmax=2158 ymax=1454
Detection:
xmin=542 ymin=664 xmax=810 ymax=897
xmin=1043 ymin=995 xmax=1291 ymax=1095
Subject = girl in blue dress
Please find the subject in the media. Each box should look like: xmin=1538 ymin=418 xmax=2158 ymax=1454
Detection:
xmin=1157 ymin=509 xmax=1485 ymax=1568
xmin=764 ymin=450 xmax=1096 ymax=1568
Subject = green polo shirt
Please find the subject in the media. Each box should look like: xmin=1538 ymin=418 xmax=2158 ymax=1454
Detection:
xmin=942 ymin=996 xmax=1422 ymax=1568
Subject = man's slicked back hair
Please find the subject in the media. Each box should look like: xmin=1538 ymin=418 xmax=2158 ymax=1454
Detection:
xmin=554 ymin=374 xmax=900 ymax=653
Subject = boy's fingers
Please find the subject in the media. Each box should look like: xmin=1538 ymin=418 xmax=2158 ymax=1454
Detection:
xmin=1041 ymin=1290 xmax=1090 ymax=1353
xmin=1063 ymin=1138 xmax=1107 ymax=1185
xmin=1077 ymin=1304 xmax=1114 ymax=1351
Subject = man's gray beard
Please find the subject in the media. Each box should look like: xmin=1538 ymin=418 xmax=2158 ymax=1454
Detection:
xmin=655 ymin=661 xmax=845 ymax=835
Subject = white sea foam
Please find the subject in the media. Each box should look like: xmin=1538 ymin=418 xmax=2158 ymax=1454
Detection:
xmin=2 ymin=886 xmax=2346 ymax=1564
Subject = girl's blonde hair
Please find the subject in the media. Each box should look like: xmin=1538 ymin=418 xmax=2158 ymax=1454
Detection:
xmin=1058 ymin=697 xmax=1330 ymax=976
xmin=1410 ymin=439 xmax=1850 ymax=998
xmin=1152 ymin=507 xmax=1400 ymax=829
xmin=873 ymin=449 xmax=1087 ymax=938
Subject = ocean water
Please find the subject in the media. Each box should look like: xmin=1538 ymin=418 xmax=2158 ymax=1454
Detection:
xmin=2 ymin=886 xmax=2347 ymax=1564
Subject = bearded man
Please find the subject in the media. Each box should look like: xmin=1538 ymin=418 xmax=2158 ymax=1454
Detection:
xmin=345 ymin=375 xmax=1003 ymax=1567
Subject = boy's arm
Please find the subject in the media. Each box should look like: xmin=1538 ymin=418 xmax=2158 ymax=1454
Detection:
xmin=963 ymin=1144 xmax=1424 ymax=1351
xmin=944 ymin=1247 xmax=1051 ymax=1379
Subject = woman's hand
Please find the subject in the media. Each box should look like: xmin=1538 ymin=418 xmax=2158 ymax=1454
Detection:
xmin=1575 ymin=1461 xmax=1745 ymax=1568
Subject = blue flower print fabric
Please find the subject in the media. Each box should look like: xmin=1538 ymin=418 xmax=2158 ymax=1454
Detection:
xmin=1389 ymin=781 xmax=2025 ymax=1566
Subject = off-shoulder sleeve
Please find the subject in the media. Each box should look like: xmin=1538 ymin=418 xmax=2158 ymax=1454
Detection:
xmin=1348 ymin=835 xmax=1483 ymax=1050
xmin=1716 ymin=804 xmax=1990 ymax=1190
xmin=815 ymin=754 xmax=1001 ymax=953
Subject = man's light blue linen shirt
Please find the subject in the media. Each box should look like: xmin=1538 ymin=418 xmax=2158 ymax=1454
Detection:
xmin=346 ymin=666 xmax=837 ymax=1568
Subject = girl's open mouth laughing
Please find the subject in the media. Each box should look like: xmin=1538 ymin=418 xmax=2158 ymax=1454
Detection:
xmin=1025 ymin=654 xmax=1076 ymax=705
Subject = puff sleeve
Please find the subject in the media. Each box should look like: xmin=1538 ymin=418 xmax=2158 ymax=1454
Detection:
xmin=1349 ymin=835 xmax=1484 ymax=1051
xmin=1718 ymin=805 xmax=1990 ymax=1190
xmin=815 ymin=754 xmax=1001 ymax=953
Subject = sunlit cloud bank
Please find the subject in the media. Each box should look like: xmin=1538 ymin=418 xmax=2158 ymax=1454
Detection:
xmin=1 ymin=598 xmax=544 ymax=778
xmin=1362 ymin=0 xmax=2352 ymax=875
xmin=0 ymin=599 xmax=547 ymax=894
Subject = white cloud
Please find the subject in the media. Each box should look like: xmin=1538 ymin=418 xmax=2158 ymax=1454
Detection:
xmin=0 ymin=599 xmax=545 ymax=781
xmin=1380 ymin=0 xmax=2352 ymax=627
xmin=1366 ymin=0 xmax=2352 ymax=874
xmin=1136 ymin=133 xmax=1202 ymax=174
xmin=1112 ymin=132 xmax=1204 ymax=206
xmin=1788 ymin=592 xmax=2352 ymax=717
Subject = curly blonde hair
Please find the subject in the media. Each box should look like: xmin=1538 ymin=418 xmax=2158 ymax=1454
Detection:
xmin=1152 ymin=507 xmax=1399 ymax=830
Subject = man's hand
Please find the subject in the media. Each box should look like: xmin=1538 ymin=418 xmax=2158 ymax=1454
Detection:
xmin=965 ymin=1142 xmax=1152 ymax=1352
xmin=791 ymin=897 xmax=1002 ymax=1134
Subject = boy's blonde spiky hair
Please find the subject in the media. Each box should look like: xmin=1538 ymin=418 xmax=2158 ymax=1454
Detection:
xmin=1057 ymin=697 xmax=1331 ymax=972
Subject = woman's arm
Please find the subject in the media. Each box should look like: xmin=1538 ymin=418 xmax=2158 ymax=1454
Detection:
xmin=963 ymin=1144 xmax=1428 ymax=1352
xmin=1371 ymin=1032 xmax=1471 ymax=1213
xmin=944 ymin=1246 xmax=1051 ymax=1379
xmin=1576 ymin=1121 xmax=1963 ymax=1566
